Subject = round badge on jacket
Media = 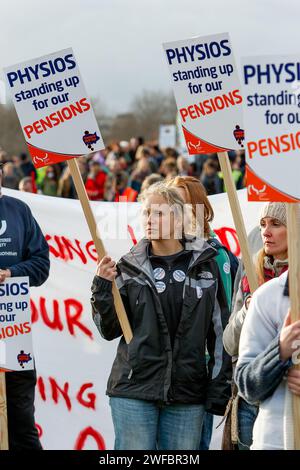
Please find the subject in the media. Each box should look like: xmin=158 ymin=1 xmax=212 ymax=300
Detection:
xmin=173 ymin=270 xmax=186 ymax=282
xmin=155 ymin=281 xmax=166 ymax=293
xmin=223 ymin=262 xmax=231 ymax=274
xmin=153 ymin=267 xmax=166 ymax=281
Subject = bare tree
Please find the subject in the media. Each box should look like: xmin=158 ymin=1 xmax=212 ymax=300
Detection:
xmin=131 ymin=90 xmax=177 ymax=140
xmin=0 ymin=104 xmax=27 ymax=155
xmin=107 ymin=113 xmax=138 ymax=142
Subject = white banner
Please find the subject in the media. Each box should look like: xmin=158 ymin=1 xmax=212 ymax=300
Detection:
xmin=2 ymin=187 xmax=263 ymax=449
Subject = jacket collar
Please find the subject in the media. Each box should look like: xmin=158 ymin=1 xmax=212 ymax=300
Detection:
xmin=121 ymin=237 xmax=217 ymax=281
xmin=264 ymin=255 xmax=288 ymax=277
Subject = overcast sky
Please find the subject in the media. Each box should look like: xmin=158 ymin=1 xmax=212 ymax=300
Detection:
xmin=1 ymin=0 xmax=299 ymax=114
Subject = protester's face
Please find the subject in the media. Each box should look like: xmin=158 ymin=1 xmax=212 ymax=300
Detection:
xmin=260 ymin=217 xmax=288 ymax=259
xmin=205 ymin=161 xmax=217 ymax=176
xmin=22 ymin=181 xmax=33 ymax=192
xmin=109 ymin=161 xmax=121 ymax=174
xmin=90 ymin=164 xmax=100 ymax=176
xmin=143 ymin=194 xmax=182 ymax=241
xmin=4 ymin=163 xmax=14 ymax=176
xmin=130 ymin=138 xmax=137 ymax=150
xmin=138 ymin=159 xmax=150 ymax=172
xmin=78 ymin=159 xmax=87 ymax=174
xmin=119 ymin=157 xmax=127 ymax=170
xmin=46 ymin=166 xmax=55 ymax=179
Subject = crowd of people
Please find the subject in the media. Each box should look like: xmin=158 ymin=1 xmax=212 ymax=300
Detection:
xmin=0 ymin=137 xmax=246 ymax=200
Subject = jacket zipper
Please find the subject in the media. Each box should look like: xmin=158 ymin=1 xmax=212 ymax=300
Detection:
xmin=120 ymin=250 xmax=216 ymax=402
xmin=121 ymin=259 xmax=173 ymax=402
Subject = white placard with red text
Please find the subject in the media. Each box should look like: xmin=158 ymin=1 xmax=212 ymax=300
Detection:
xmin=4 ymin=48 xmax=104 ymax=168
xmin=163 ymin=33 xmax=244 ymax=154
xmin=242 ymin=55 xmax=300 ymax=202
xmin=0 ymin=276 xmax=34 ymax=372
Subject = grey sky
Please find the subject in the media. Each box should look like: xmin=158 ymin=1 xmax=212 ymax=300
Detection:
xmin=1 ymin=0 xmax=299 ymax=114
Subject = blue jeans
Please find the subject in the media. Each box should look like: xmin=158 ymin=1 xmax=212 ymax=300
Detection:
xmin=238 ymin=398 xmax=259 ymax=450
xmin=199 ymin=412 xmax=214 ymax=450
xmin=110 ymin=397 xmax=205 ymax=450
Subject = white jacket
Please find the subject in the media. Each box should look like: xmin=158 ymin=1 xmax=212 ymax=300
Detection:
xmin=236 ymin=271 xmax=294 ymax=450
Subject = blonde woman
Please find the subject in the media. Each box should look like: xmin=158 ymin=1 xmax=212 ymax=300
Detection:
xmin=224 ymin=202 xmax=288 ymax=450
xmin=91 ymin=182 xmax=230 ymax=450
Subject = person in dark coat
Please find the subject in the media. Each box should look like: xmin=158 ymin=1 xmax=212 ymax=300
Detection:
xmin=0 ymin=162 xmax=50 ymax=449
xmin=91 ymin=182 xmax=231 ymax=450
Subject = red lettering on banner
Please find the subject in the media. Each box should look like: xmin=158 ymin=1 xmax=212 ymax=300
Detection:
xmin=33 ymin=297 xmax=64 ymax=331
xmin=65 ymin=299 xmax=93 ymax=339
xmin=86 ymin=241 xmax=98 ymax=261
xmin=74 ymin=426 xmax=106 ymax=450
xmin=46 ymin=235 xmax=90 ymax=263
xmin=45 ymin=235 xmax=66 ymax=259
xmin=76 ymin=383 xmax=96 ymax=410
xmin=34 ymin=421 xmax=106 ymax=449
xmin=49 ymin=377 xmax=72 ymax=411
xmin=31 ymin=297 xmax=93 ymax=340
xmin=61 ymin=237 xmax=88 ymax=264
xmin=37 ymin=376 xmax=47 ymax=401
xmin=45 ymin=225 xmax=138 ymax=265
xmin=36 ymin=376 xmax=98 ymax=412
xmin=214 ymin=226 xmax=240 ymax=257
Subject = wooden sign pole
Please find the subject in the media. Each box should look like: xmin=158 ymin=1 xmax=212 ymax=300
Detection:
xmin=286 ymin=202 xmax=300 ymax=450
xmin=217 ymin=152 xmax=258 ymax=293
xmin=0 ymin=372 xmax=8 ymax=450
xmin=67 ymin=158 xmax=133 ymax=344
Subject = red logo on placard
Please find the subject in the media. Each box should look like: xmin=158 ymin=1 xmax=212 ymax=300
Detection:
xmin=246 ymin=164 xmax=299 ymax=202
xmin=27 ymin=143 xmax=82 ymax=169
xmin=17 ymin=350 xmax=32 ymax=368
xmin=233 ymin=125 xmax=244 ymax=147
xmin=182 ymin=126 xmax=230 ymax=154
xmin=82 ymin=131 xmax=100 ymax=151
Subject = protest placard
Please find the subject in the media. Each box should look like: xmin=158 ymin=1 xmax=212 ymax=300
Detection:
xmin=0 ymin=276 xmax=33 ymax=449
xmin=242 ymin=55 xmax=300 ymax=449
xmin=4 ymin=50 xmax=133 ymax=345
xmin=0 ymin=277 xmax=33 ymax=372
xmin=163 ymin=33 xmax=244 ymax=153
xmin=159 ymin=124 xmax=176 ymax=149
xmin=4 ymin=48 xmax=104 ymax=168
xmin=242 ymin=56 xmax=300 ymax=202
xmin=163 ymin=33 xmax=258 ymax=292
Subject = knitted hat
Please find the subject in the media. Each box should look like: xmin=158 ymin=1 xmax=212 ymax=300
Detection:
xmin=260 ymin=202 xmax=287 ymax=226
